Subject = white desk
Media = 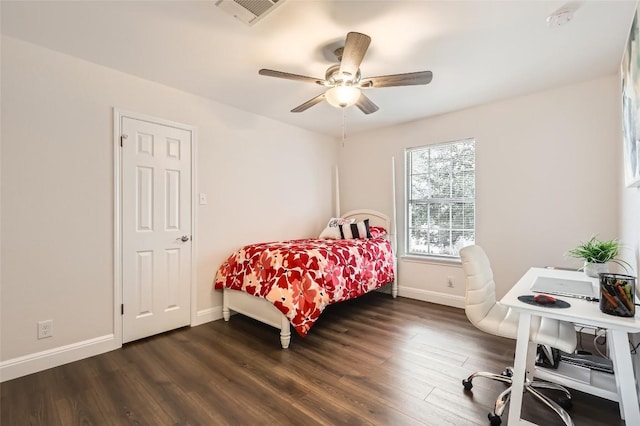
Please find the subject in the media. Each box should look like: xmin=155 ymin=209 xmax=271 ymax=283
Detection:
xmin=501 ymin=267 xmax=640 ymax=425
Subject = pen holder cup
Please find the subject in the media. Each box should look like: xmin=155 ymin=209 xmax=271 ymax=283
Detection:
xmin=599 ymin=273 xmax=636 ymax=317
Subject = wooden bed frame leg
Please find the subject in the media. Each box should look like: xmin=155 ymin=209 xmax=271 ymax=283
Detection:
xmin=280 ymin=316 xmax=291 ymax=349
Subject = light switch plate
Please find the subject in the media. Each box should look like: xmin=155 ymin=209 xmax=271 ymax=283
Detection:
xmin=199 ymin=193 xmax=207 ymax=205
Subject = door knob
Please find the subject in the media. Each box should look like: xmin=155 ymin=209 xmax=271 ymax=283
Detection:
xmin=177 ymin=235 xmax=190 ymax=242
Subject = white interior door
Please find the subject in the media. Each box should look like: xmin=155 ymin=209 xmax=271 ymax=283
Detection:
xmin=121 ymin=116 xmax=192 ymax=343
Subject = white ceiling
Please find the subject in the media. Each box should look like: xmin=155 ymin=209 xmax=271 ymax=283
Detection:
xmin=1 ymin=0 xmax=637 ymax=138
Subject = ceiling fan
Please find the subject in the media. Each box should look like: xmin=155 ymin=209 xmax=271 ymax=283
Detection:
xmin=258 ymin=32 xmax=433 ymax=114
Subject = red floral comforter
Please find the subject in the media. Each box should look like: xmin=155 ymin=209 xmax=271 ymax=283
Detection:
xmin=214 ymin=238 xmax=395 ymax=337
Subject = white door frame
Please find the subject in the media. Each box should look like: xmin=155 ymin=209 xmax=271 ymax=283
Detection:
xmin=113 ymin=108 xmax=198 ymax=345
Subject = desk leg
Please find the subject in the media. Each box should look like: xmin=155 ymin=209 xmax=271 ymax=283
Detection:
xmin=508 ymin=311 xmax=533 ymax=425
xmin=610 ymin=329 xmax=640 ymax=424
xmin=608 ymin=335 xmax=625 ymax=419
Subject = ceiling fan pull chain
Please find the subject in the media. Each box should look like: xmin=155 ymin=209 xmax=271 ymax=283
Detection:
xmin=342 ymin=109 xmax=346 ymax=146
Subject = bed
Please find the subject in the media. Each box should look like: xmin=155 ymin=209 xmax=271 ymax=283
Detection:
xmin=214 ymin=209 xmax=397 ymax=348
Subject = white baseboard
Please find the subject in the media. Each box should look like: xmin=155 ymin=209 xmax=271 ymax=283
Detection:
xmin=2 ymin=306 xmax=223 ymax=382
xmin=192 ymin=305 xmax=223 ymax=326
xmin=4 ymin=294 xmax=462 ymax=382
xmin=398 ymin=286 xmax=465 ymax=309
xmin=0 ymin=334 xmax=119 ymax=382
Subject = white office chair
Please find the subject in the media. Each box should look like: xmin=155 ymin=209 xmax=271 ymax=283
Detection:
xmin=459 ymin=245 xmax=577 ymax=426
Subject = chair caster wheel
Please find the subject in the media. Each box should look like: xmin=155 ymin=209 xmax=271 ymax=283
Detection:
xmin=488 ymin=413 xmax=502 ymax=425
xmin=502 ymin=367 xmax=513 ymax=377
xmin=462 ymin=379 xmax=473 ymax=391
xmin=558 ymin=395 xmax=572 ymax=410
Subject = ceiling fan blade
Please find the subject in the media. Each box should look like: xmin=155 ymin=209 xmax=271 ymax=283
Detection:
xmin=259 ymin=69 xmax=324 ymax=85
xmin=339 ymin=32 xmax=371 ymax=79
xmin=355 ymin=93 xmax=379 ymax=114
xmin=291 ymin=93 xmax=326 ymax=113
xmin=359 ymin=71 xmax=433 ymax=88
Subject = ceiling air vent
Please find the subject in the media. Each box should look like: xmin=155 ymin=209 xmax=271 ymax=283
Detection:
xmin=215 ymin=0 xmax=285 ymax=26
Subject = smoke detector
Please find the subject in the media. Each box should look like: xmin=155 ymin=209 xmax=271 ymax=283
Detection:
xmin=547 ymin=7 xmax=575 ymax=27
xmin=215 ymin=0 xmax=285 ymax=26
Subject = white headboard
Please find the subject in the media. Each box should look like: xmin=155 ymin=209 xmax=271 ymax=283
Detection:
xmin=341 ymin=209 xmax=391 ymax=233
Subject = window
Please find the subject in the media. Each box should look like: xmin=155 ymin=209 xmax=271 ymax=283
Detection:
xmin=405 ymin=139 xmax=475 ymax=258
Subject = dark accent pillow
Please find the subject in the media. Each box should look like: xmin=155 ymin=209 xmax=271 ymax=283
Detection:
xmin=339 ymin=219 xmax=371 ymax=239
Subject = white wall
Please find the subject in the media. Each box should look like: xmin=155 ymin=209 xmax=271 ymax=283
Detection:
xmin=620 ymin=70 xmax=640 ymax=277
xmin=621 ymin=189 xmax=640 ymax=275
xmin=0 ymin=36 xmax=337 ymax=377
xmin=339 ymin=75 xmax=621 ymax=303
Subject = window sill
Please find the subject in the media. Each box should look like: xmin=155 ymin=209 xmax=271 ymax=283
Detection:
xmin=400 ymin=254 xmax=462 ymax=266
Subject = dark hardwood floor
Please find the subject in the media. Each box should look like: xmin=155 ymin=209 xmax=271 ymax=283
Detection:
xmin=1 ymin=292 xmax=624 ymax=425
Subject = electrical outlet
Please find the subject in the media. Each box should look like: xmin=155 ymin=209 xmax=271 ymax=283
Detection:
xmin=447 ymin=276 xmax=454 ymax=288
xmin=38 ymin=320 xmax=53 ymax=339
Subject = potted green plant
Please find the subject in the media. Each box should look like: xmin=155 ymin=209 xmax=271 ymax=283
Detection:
xmin=567 ymin=236 xmax=631 ymax=277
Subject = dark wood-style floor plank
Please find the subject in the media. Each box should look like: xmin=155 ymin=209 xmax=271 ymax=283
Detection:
xmin=1 ymin=293 xmax=624 ymax=425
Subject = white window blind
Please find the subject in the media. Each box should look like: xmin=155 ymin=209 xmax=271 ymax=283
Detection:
xmin=406 ymin=139 xmax=475 ymax=258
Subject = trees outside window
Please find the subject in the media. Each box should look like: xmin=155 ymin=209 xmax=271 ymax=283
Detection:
xmin=406 ymin=139 xmax=475 ymax=257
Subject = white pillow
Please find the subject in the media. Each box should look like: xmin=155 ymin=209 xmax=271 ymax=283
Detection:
xmin=319 ymin=217 xmax=355 ymax=239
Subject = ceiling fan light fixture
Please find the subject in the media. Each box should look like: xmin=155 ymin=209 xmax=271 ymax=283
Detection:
xmin=325 ymin=85 xmax=361 ymax=108
xmin=258 ymin=31 xmax=432 ymax=114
